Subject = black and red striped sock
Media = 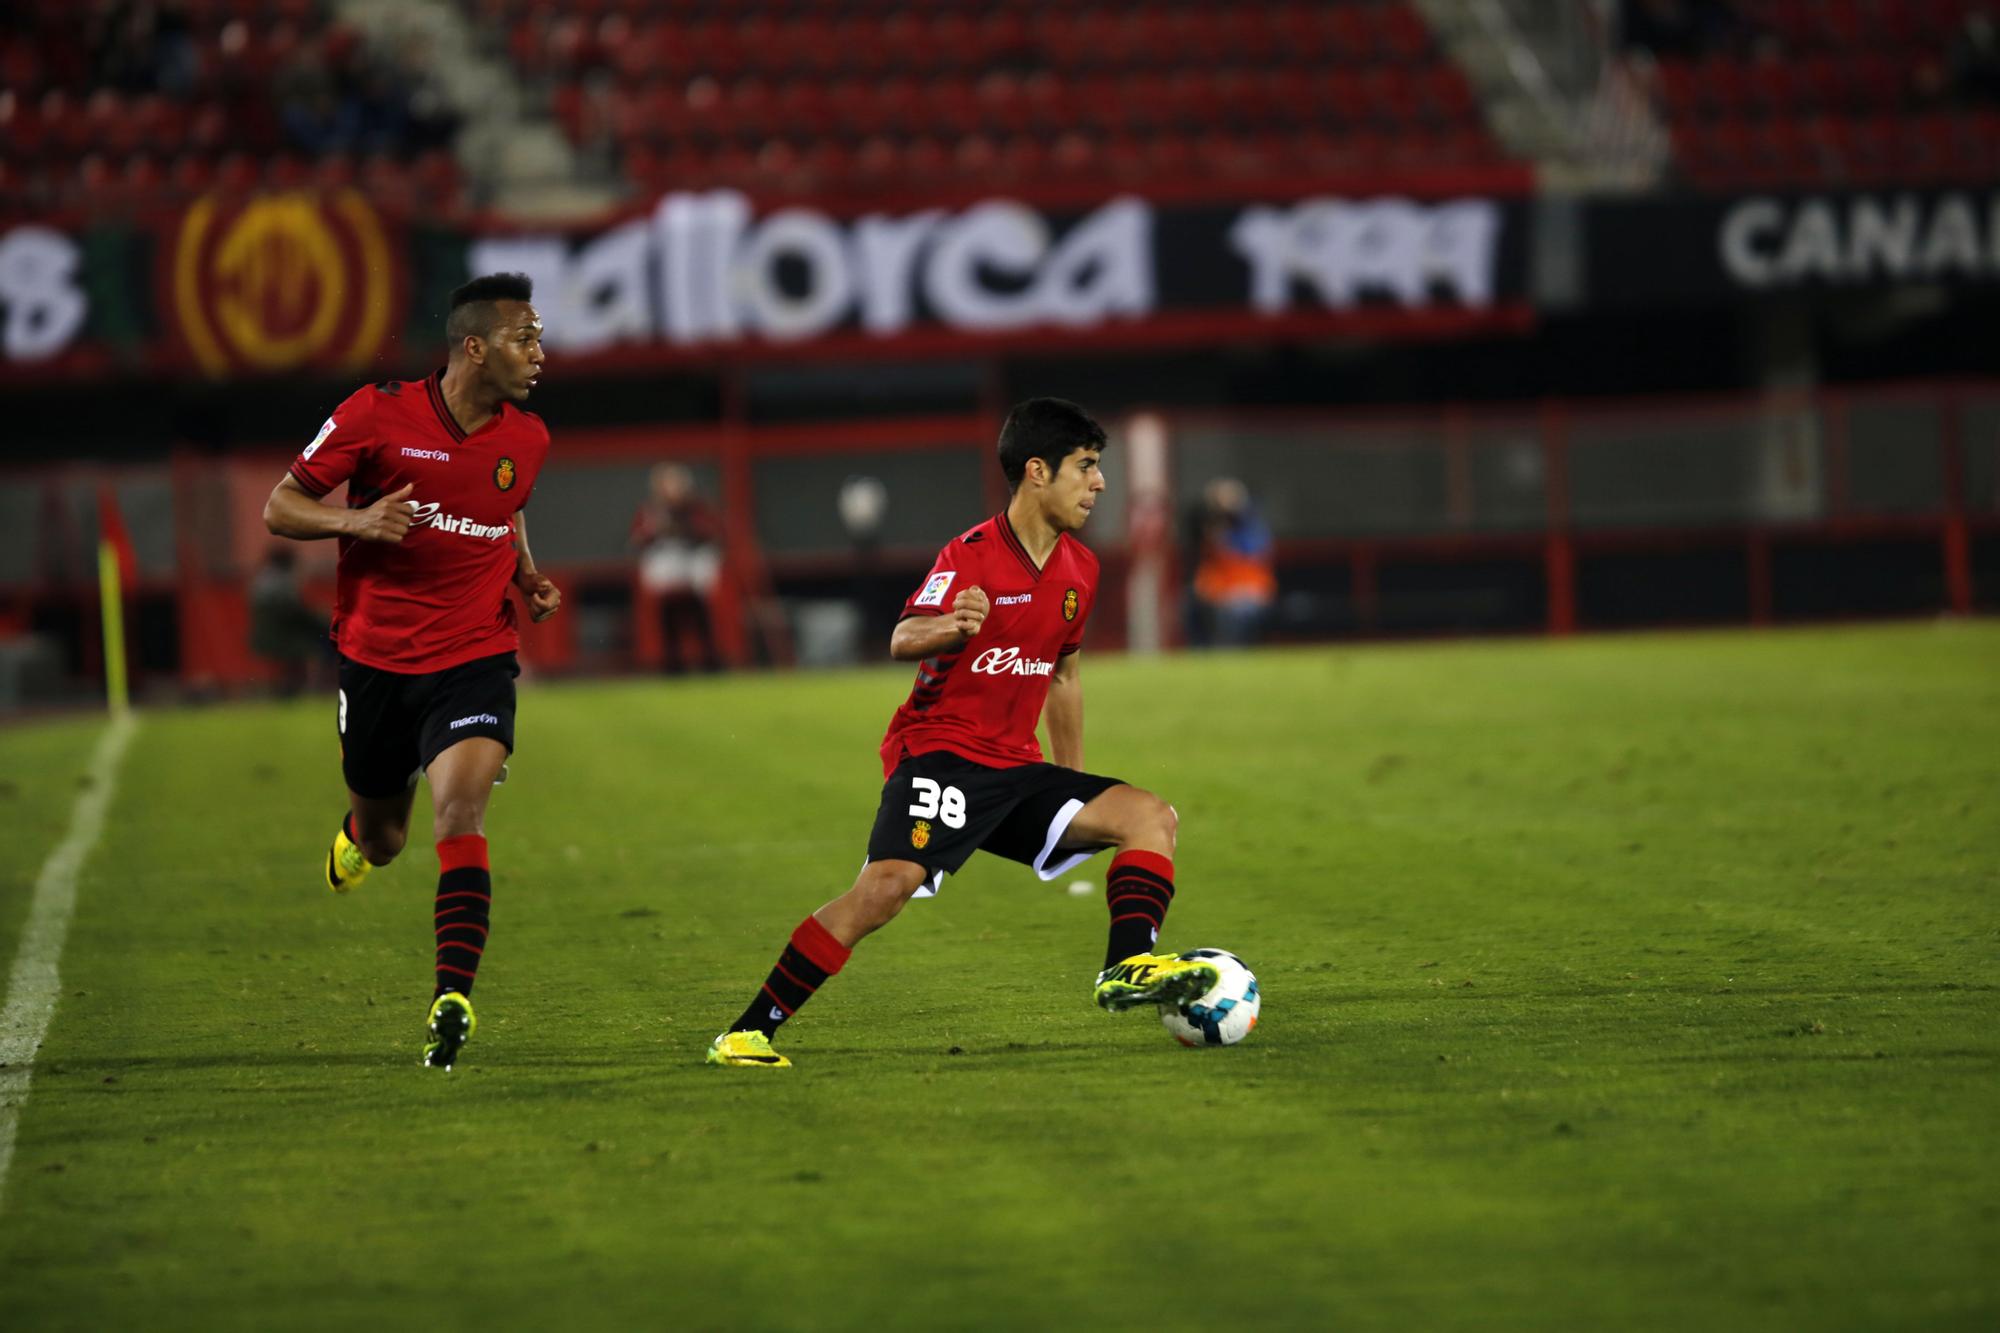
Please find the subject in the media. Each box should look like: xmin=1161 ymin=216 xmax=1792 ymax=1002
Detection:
xmin=433 ymin=834 xmax=490 ymax=998
xmin=730 ymin=915 xmax=852 ymax=1037
xmin=1104 ymin=850 xmax=1176 ymax=969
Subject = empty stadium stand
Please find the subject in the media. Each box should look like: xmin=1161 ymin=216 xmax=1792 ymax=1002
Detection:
xmin=493 ymin=1 xmax=1510 ymax=196
xmin=1643 ymin=0 xmax=2000 ymax=188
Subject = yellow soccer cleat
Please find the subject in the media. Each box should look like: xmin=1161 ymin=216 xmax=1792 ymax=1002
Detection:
xmin=1094 ymin=950 xmax=1221 ymax=1013
xmin=423 ymin=992 xmax=477 ymax=1070
xmin=706 ymin=1030 xmax=792 ymax=1068
xmin=325 ymin=823 xmax=374 ymax=894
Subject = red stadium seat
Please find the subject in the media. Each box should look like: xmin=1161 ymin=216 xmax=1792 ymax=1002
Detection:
xmin=264 ymin=155 xmax=310 ymax=191
xmin=1849 ymin=54 xmax=1907 ymax=112
xmin=1958 ymin=110 xmax=2000 ymax=179
xmin=1325 ymin=7 xmax=1375 ymax=63
xmin=212 ymin=152 xmax=259 ymax=196
xmin=1377 ymin=6 xmax=1435 ymax=64
xmin=1047 ymin=130 xmax=1098 ymax=177
xmin=1799 ymin=55 xmax=1850 ymax=113
xmin=974 ymin=71 xmax=1031 ymax=136
xmin=312 ymin=153 xmax=358 ymax=191
xmin=797 ymin=138 xmax=851 ymax=188
xmin=3 ymin=95 xmax=48 ymax=161
xmin=1829 ymin=115 xmax=1895 ymax=185
xmin=1360 ymin=66 xmax=1420 ymax=128
xmin=1693 ymin=57 xmax=1753 ymax=120
xmin=987 ymin=133 xmax=1043 ymax=181
xmin=116 ymin=155 xmax=164 ymax=210
xmin=359 ymin=154 xmax=414 ymax=211
xmin=167 ymin=152 xmax=215 ymax=200
xmin=900 ymin=136 xmax=950 ymax=180
xmin=414 ymin=151 xmax=460 ymax=207
xmin=1677 ymin=118 xmax=1752 ymax=186
xmin=1655 ymin=61 xmax=1699 ymax=120
xmin=1416 ymin=64 xmax=1479 ymax=125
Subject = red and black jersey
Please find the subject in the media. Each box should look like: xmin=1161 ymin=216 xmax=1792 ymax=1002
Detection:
xmin=879 ymin=513 xmax=1098 ymax=775
xmin=289 ymin=371 xmax=550 ymax=674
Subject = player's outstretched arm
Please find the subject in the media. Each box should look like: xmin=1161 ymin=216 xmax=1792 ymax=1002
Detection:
xmin=263 ymin=475 xmax=416 ymax=543
xmin=511 ymin=511 xmax=562 ymax=622
xmin=889 ymin=586 xmax=988 ymax=661
xmin=1043 ymin=648 xmax=1084 ymax=770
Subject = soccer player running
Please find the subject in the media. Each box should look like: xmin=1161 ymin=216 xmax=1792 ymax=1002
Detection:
xmin=709 ymin=398 xmax=1218 ymax=1068
xmin=262 ymin=273 xmax=560 ymax=1071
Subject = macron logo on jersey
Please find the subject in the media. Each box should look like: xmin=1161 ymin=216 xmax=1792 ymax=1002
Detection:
xmin=914 ymin=571 xmax=955 ymax=607
xmin=302 ymin=416 xmax=337 ymax=460
xmin=401 ymin=446 xmax=451 ymax=462
xmin=971 ymin=646 xmax=1054 ymax=677
xmin=408 ymin=501 xmax=512 ymax=542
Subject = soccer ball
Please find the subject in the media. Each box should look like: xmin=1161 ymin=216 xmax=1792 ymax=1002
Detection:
xmin=1159 ymin=949 xmax=1260 ymax=1047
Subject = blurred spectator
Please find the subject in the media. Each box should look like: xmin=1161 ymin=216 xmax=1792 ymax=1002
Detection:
xmin=632 ymin=463 xmax=722 ymax=674
xmin=1949 ymin=8 xmax=2000 ymax=105
xmin=1187 ymin=478 xmax=1276 ymax=649
xmin=1617 ymin=0 xmax=1743 ymax=60
xmin=272 ymin=23 xmax=459 ymax=160
xmin=248 ymin=546 xmax=328 ymax=697
xmin=394 ymin=35 xmax=462 ymax=155
xmin=90 ymin=1 xmax=198 ymax=98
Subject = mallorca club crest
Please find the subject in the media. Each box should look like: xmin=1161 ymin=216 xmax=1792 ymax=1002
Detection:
xmin=911 ymin=819 xmax=932 ymax=850
xmin=168 ymin=190 xmax=399 ymax=376
xmin=1062 ymin=587 xmax=1079 ymax=621
xmin=493 ymin=457 xmax=516 ymax=491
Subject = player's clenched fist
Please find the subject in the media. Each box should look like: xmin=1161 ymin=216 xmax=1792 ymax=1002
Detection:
xmin=951 ymin=586 xmax=989 ymax=638
xmin=517 ymin=570 xmax=562 ymax=622
xmin=351 ymin=482 xmax=418 ymax=543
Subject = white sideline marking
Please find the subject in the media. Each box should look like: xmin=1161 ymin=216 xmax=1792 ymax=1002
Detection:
xmin=0 ymin=712 xmax=137 ymax=1208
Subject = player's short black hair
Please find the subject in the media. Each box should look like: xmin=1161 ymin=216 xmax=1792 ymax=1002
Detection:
xmin=997 ymin=397 xmax=1107 ymax=489
xmin=446 ymin=272 xmax=534 ymax=346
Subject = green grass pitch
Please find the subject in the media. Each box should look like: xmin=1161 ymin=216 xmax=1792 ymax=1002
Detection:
xmin=0 ymin=622 xmax=1994 ymax=1331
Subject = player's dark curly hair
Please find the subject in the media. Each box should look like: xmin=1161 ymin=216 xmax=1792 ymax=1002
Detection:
xmin=446 ymin=272 xmax=534 ymax=345
xmin=997 ymin=397 xmax=1108 ymax=489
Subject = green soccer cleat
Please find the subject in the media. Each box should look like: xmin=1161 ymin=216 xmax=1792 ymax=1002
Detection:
xmin=325 ymin=823 xmax=373 ymax=894
xmin=1094 ymin=951 xmax=1221 ymax=1013
xmin=706 ymin=1030 xmax=792 ymax=1068
xmin=423 ymin=992 xmax=477 ymax=1070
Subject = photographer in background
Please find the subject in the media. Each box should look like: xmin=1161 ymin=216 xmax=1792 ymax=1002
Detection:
xmin=1188 ymin=477 xmax=1277 ymax=649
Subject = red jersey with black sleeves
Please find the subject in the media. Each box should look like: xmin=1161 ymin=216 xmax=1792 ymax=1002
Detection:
xmin=879 ymin=513 xmax=1098 ymax=775
xmin=288 ymin=371 xmax=550 ymax=674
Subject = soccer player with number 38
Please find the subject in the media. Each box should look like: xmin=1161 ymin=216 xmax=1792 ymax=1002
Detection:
xmin=708 ymin=398 xmax=1218 ymax=1068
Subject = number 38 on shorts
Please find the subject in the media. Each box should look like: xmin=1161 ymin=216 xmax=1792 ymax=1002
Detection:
xmin=863 ymin=750 xmax=1124 ymax=892
xmin=907 ymin=777 xmax=967 ymax=829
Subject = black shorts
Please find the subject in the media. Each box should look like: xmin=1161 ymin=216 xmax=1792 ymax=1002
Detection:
xmin=865 ymin=749 xmax=1124 ymax=896
xmin=337 ymin=651 xmax=519 ymax=799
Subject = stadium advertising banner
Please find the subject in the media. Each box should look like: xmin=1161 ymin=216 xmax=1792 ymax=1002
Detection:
xmin=0 ymin=193 xmax=416 ymax=380
xmin=470 ymin=187 xmax=1534 ymax=362
xmin=1585 ymin=186 xmax=2000 ymax=305
xmin=0 ymin=183 xmax=1531 ymax=379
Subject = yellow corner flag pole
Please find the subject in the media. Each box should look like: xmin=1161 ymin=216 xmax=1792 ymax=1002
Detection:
xmin=98 ymin=537 xmax=129 ymax=716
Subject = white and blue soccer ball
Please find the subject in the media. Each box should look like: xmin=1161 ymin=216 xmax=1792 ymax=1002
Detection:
xmin=1159 ymin=949 xmax=1260 ymax=1047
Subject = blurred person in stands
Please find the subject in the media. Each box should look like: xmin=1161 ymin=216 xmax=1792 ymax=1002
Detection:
xmin=247 ymin=545 xmax=328 ymax=698
xmin=1617 ymin=0 xmax=1743 ymax=59
xmin=261 ymin=272 xmax=559 ymax=1073
xmin=89 ymin=0 xmax=198 ymax=97
xmin=632 ymin=462 xmax=722 ymax=674
xmin=1188 ymin=478 xmax=1276 ymax=649
xmin=1949 ymin=8 xmax=2000 ymax=105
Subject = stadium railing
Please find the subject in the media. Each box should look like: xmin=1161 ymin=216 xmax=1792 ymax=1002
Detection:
xmin=0 ymin=379 xmax=1994 ymax=703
